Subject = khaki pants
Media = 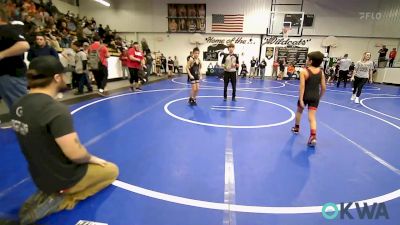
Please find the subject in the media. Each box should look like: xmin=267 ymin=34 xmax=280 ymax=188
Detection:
xmin=59 ymin=162 xmax=119 ymax=210
xmin=19 ymin=163 xmax=119 ymax=224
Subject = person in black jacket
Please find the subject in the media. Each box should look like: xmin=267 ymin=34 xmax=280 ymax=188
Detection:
xmin=27 ymin=33 xmax=59 ymax=61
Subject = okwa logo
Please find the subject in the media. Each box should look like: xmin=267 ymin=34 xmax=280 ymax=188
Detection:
xmin=321 ymin=202 xmax=389 ymax=220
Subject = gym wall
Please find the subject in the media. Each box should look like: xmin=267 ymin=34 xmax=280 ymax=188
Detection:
xmin=77 ymin=0 xmax=400 ymax=38
xmin=54 ymin=0 xmax=400 ymax=75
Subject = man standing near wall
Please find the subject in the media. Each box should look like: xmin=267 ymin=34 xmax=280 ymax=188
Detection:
xmin=222 ymin=43 xmax=239 ymax=101
xmin=161 ymin=53 xmax=167 ymax=74
xmin=249 ymin=57 xmax=256 ymax=78
xmin=88 ymin=36 xmax=110 ymax=96
xmin=389 ymin=48 xmax=397 ymax=67
xmin=0 ymin=7 xmax=30 ymax=128
xmin=336 ymin=54 xmax=351 ymax=88
xmin=378 ymin=45 xmax=388 ymax=67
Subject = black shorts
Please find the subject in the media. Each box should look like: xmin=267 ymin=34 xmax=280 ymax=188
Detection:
xmin=190 ymin=74 xmax=200 ymax=83
xmin=298 ymin=99 xmax=319 ymax=110
xmin=168 ymin=66 xmax=173 ymax=71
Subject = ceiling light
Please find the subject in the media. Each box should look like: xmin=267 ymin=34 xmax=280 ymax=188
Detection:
xmin=94 ymin=0 xmax=110 ymax=7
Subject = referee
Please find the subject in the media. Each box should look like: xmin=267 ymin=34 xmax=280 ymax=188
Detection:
xmin=221 ymin=43 xmax=239 ymax=101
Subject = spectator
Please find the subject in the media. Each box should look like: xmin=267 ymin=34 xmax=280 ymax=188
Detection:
xmin=23 ymin=15 xmax=35 ymax=35
xmin=27 ymin=33 xmax=59 ymax=61
xmin=105 ymin=24 xmax=111 ymax=32
xmin=161 ymin=53 xmax=167 ymax=74
xmin=326 ymin=65 xmax=336 ymax=84
xmin=389 ymin=48 xmax=397 ymax=67
xmin=378 ymin=45 xmax=388 ymax=65
xmin=59 ymin=29 xmax=72 ymax=48
xmin=168 ymin=56 xmax=174 ymax=77
xmin=173 ymin=56 xmax=179 ymax=73
xmin=259 ymin=59 xmax=267 ymax=79
xmin=82 ymin=23 xmax=93 ymax=39
xmin=67 ymin=18 xmax=77 ymax=31
xmin=145 ymin=50 xmax=153 ymax=79
xmin=60 ymin=47 xmax=76 ymax=88
xmin=10 ymin=56 xmax=118 ymax=224
xmin=32 ymin=11 xmax=45 ymax=27
xmin=240 ymin=61 xmax=248 ymax=78
xmin=57 ymin=19 xmax=68 ymax=32
xmin=103 ymin=30 xmax=114 ymax=45
xmin=45 ymin=32 xmax=62 ymax=52
xmin=98 ymin=24 xmax=105 ymax=37
xmin=155 ymin=56 xmax=161 ymax=76
xmin=119 ymin=47 xmax=129 ymax=79
xmin=127 ymin=42 xmax=145 ymax=91
xmin=88 ymin=35 xmax=110 ymax=95
xmin=287 ymin=63 xmax=296 ymax=79
xmin=336 ymin=54 xmax=352 ymax=88
xmin=71 ymin=41 xmax=92 ymax=94
xmin=0 ymin=7 xmax=30 ymax=128
xmin=250 ymin=57 xmax=256 ymax=78
xmin=82 ymin=42 xmax=94 ymax=82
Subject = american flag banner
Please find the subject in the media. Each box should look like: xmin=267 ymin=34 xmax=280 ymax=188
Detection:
xmin=212 ymin=14 xmax=244 ymax=32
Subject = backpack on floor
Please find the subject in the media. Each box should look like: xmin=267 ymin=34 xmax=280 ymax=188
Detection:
xmin=88 ymin=46 xmax=103 ymax=70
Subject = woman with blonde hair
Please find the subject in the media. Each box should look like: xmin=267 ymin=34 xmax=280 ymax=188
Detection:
xmin=350 ymin=52 xmax=374 ymax=103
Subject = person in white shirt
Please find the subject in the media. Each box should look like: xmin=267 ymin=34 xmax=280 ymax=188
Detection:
xmin=336 ymin=54 xmax=352 ymax=88
xmin=350 ymin=52 xmax=374 ymax=103
xmin=72 ymin=41 xmax=93 ymax=95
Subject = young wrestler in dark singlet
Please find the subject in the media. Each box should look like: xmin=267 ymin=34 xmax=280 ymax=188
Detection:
xmin=186 ymin=47 xmax=202 ymax=105
xmin=291 ymin=51 xmax=326 ymax=146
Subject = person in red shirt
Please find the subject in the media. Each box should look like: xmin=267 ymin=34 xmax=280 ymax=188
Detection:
xmin=389 ymin=48 xmax=397 ymax=67
xmin=119 ymin=47 xmax=129 ymax=79
xmin=88 ymin=36 xmax=110 ymax=95
xmin=127 ymin=42 xmax=145 ymax=91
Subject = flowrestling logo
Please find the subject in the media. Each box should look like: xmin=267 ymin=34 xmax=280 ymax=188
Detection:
xmin=359 ymin=12 xmax=382 ymax=21
xmin=322 ymin=202 xmax=389 ymax=220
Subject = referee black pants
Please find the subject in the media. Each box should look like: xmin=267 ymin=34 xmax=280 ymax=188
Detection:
xmin=224 ymin=71 xmax=237 ymax=99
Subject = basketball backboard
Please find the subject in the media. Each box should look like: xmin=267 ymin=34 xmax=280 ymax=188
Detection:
xmin=268 ymin=11 xmax=304 ymax=37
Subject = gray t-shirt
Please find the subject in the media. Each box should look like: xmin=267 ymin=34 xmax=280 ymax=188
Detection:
xmin=10 ymin=93 xmax=87 ymax=194
xmin=74 ymin=51 xmax=87 ymax=74
xmin=339 ymin=58 xmax=352 ymax=71
xmin=355 ymin=60 xmax=374 ymax=78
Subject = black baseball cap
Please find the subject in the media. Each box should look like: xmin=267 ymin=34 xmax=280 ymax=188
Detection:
xmin=28 ymin=56 xmax=67 ymax=80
